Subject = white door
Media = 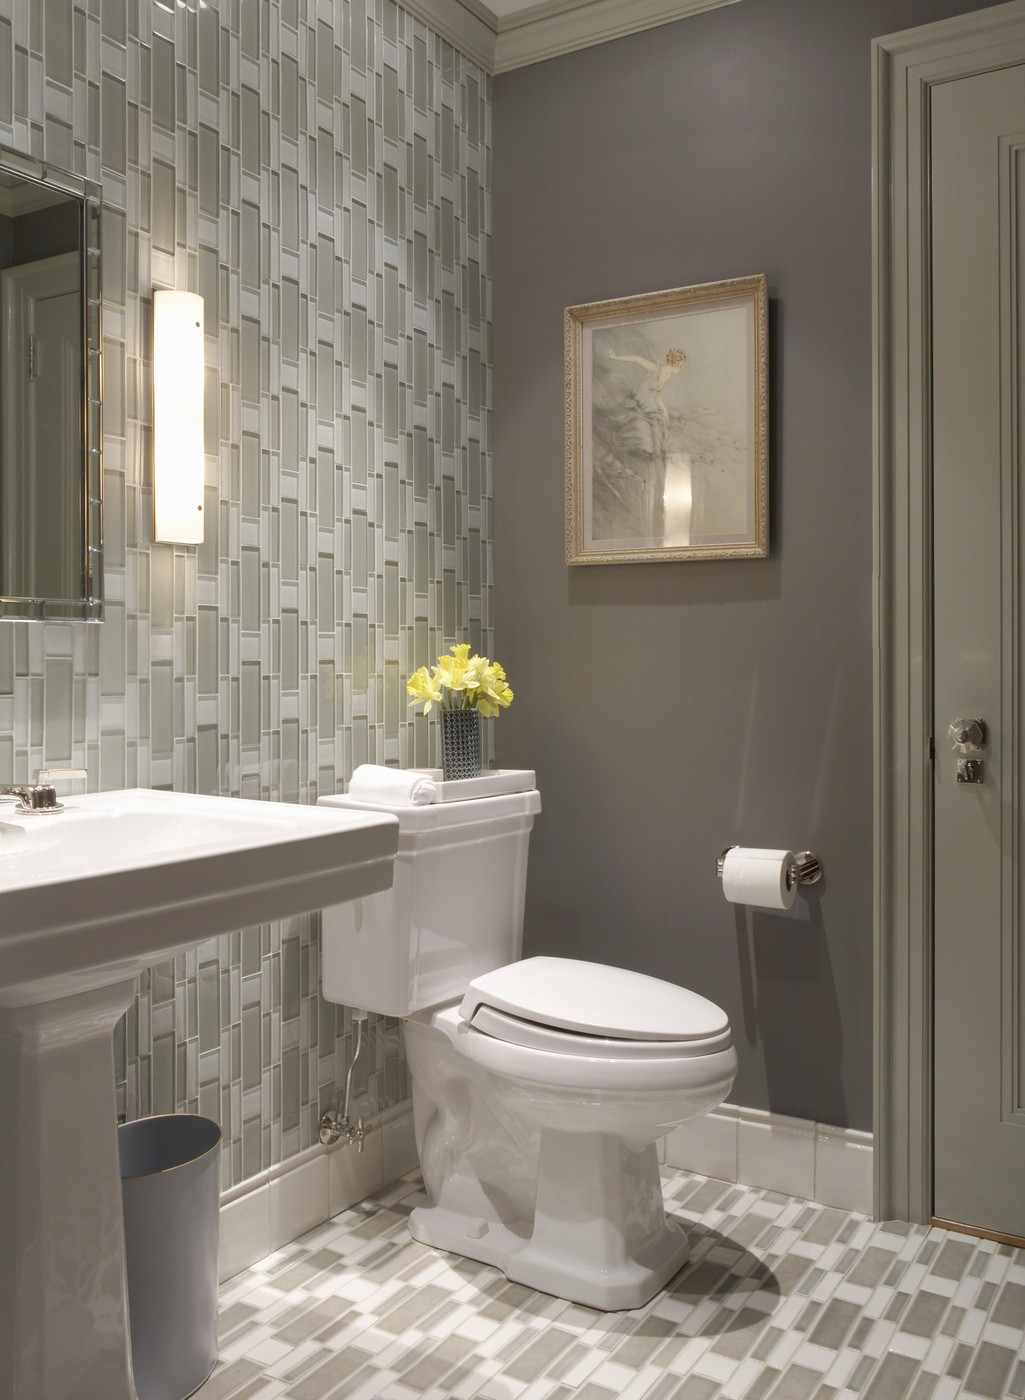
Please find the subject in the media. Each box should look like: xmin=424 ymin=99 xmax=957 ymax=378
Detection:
xmin=932 ymin=62 xmax=1025 ymax=1236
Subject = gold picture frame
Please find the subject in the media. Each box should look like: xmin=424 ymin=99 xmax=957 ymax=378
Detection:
xmin=565 ymin=274 xmax=768 ymax=565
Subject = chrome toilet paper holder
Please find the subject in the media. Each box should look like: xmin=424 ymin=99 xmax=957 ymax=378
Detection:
xmin=716 ymin=847 xmax=822 ymax=890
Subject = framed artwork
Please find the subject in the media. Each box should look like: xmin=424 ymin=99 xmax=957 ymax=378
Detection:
xmin=565 ymin=274 xmax=768 ymax=564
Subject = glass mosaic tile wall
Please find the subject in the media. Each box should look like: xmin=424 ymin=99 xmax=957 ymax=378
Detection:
xmin=0 ymin=0 xmax=492 ymax=1189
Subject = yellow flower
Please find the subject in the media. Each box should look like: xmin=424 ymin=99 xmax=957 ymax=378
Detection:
xmin=406 ymin=644 xmax=514 ymax=718
xmin=406 ymin=665 xmax=444 ymax=714
xmin=463 ymin=653 xmax=490 ymax=690
xmin=435 ymin=651 xmax=468 ymax=692
xmin=475 ymin=663 xmax=513 ymax=717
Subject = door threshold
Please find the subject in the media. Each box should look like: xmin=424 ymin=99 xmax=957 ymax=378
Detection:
xmin=932 ymin=1216 xmax=1025 ymax=1250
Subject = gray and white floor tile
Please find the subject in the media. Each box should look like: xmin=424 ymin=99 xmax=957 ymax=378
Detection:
xmin=198 ymin=1168 xmax=1025 ymax=1400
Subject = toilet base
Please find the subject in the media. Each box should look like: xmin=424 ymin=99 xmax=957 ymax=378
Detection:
xmin=409 ymin=1127 xmax=691 ymax=1311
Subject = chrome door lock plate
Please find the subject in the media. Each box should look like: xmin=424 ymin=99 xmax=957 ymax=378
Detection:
xmin=956 ymin=759 xmax=984 ymax=783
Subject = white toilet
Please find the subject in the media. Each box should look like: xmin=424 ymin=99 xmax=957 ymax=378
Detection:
xmin=318 ymin=775 xmax=737 ymax=1311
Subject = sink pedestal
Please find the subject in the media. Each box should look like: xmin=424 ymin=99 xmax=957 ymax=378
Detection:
xmin=0 ymin=788 xmax=400 ymax=1400
xmin=0 ymin=981 xmax=139 ymax=1400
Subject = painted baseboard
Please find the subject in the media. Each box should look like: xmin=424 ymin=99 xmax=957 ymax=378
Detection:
xmin=663 ymin=1105 xmax=874 ymax=1216
xmin=218 ymin=1102 xmax=418 ymax=1282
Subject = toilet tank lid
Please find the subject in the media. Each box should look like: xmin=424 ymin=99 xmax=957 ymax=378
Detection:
xmin=459 ymin=956 xmax=729 ymax=1042
xmin=319 ymin=787 xmax=540 ymax=830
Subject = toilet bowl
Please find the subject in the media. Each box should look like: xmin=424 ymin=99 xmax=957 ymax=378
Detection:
xmin=318 ymin=777 xmax=737 ymax=1310
xmin=406 ymin=957 xmax=736 ymax=1309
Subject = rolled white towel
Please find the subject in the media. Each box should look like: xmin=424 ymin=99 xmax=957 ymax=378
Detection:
xmin=347 ymin=764 xmax=437 ymax=806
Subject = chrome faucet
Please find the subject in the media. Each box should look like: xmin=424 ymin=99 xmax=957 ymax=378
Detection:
xmin=0 ymin=768 xmax=88 ymax=814
xmin=36 ymin=767 xmax=89 ymax=788
xmin=1 ymin=784 xmax=63 ymax=813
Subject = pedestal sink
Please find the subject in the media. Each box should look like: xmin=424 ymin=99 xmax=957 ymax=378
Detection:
xmin=0 ymin=789 xmax=399 ymax=1400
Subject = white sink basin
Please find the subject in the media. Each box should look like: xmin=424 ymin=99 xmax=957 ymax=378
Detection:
xmin=0 ymin=789 xmax=398 ymax=1400
xmin=0 ymin=788 xmax=399 ymax=1006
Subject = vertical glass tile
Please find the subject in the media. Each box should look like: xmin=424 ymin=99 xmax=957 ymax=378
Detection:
xmin=350 ymin=95 xmax=367 ymax=177
xmin=152 ymin=1034 xmax=175 ymax=1116
xmin=100 ymin=602 xmax=126 ymax=697
xmin=241 ymin=662 xmax=261 ymax=746
xmin=151 ymin=662 xmax=174 ymax=758
xmin=151 ymin=35 xmax=175 ymax=133
xmin=281 ymin=718 xmax=299 ymax=801
xmin=241 ymin=1116 xmax=261 ymax=1181
xmin=241 ymin=317 xmax=261 ymax=403
xmin=10 ymin=0 xmax=495 ymax=1192
xmin=241 ymin=86 xmax=260 ymax=175
xmin=43 ymin=658 xmax=73 ymax=762
xmin=44 ymin=0 xmax=73 ymax=88
xmin=197 ymin=724 xmax=219 ymax=795
xmin=100 ymin=73 xmax=126 ymax=174
xmin=199 ymin=125 xmax=219 ymax=218
xmin=281 ymin=610 xmax=298 ymax=690
xmin=198 ymin=4 xmax=219 ymax=96
xmin=151 ymin=159 xmax=176 ymax=253
xmin=241 ymin=1003 xmax=261 ymax=1091
xmin=281 ymin=1045 xmax=300 ymax=1133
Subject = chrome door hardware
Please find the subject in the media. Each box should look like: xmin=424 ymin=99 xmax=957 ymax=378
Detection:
xmin=957 ymin=759 xmax=984 ymax=784
xmin=948 ymin=718 xmax=987 ymax=752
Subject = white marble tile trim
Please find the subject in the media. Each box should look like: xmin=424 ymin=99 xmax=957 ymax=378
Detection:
xmin=218 ymin=1100 xmax=417 ymax=1281
xmin=664 ymin=1104 xmax=873 ymax=1216
xmin=221 ymin=1098 xmax=872 ymax=1284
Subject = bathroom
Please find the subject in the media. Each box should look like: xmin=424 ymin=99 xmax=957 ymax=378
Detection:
xmin=1 ymin=0 xmax=1023 ymax=1395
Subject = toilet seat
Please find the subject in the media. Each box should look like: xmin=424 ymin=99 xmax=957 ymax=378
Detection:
xmin=458 ymin=955 xmax=732 ymax=1058
xmin=466 ymin=1003 xmax=731 ymax=1058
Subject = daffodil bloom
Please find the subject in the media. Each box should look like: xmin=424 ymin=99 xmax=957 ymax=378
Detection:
xmin=406 ymin=645 xmax=514 ymax=717
xmin=406 ymin=665 xmax=444 ymax=714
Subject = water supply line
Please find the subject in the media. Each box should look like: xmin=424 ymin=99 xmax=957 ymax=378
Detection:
xmin=319 ymin=1009 xmax=368 ymax=1152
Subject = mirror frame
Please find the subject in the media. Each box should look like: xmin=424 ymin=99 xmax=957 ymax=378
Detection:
xmin=0 ymin=146 xmax=102 ymax=621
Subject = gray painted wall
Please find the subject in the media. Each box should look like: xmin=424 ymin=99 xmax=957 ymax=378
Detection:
xmin=492 ymin=0 xmax=991 ymax=1132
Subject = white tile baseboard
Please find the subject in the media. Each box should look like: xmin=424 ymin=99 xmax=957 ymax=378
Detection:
xmin=664 ymin=1105 xmax=874 ymax=1216
xmin=221 ymin=1099 xmax=871 ymax=1283
xmin=218 ymin=1101 xmax=418 ymax=1282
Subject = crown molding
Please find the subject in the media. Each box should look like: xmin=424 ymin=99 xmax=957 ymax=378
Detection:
xmin=492 ymin=0 xmax=741 ymax=73
xmin=405 ymin=0 xmax=741 ymax=75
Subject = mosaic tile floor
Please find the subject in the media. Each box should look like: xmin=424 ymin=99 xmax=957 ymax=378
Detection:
xmin=198 ymin=1168 xmax=1025 ymax=1400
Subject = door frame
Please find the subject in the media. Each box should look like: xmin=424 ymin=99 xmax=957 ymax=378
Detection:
xmin=873 ymin=0 xmax=1025 ymax=1223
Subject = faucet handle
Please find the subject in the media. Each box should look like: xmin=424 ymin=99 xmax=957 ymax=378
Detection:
xmin=1 ymin=784 xmax=63 ymax=813
xmin=35 ymin=767 xmax=88 ymax=790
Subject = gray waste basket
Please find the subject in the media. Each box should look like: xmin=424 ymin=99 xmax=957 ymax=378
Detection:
xmin=118 ymin=1114 xmax=222 ymax=1400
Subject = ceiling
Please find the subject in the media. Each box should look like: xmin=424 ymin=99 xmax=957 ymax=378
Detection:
xmin=408 ymin=0 xmax=741 ymax=74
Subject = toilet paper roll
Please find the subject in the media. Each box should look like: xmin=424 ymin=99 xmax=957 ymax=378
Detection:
xmin=721 ymin=847 xmax=798 ymax=910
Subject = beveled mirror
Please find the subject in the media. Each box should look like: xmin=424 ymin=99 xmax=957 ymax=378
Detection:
xmin=0 ymin=146 xmax=102 ymax=620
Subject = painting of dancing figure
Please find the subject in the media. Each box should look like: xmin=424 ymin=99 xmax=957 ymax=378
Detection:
xmin=565 ymin=275 xmax=768 ymax=564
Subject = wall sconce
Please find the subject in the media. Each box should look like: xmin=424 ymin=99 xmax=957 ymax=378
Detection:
xmin=153 ymin=289 xmax=205 ymax=545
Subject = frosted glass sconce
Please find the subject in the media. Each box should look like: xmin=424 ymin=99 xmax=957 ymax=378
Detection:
xmin=153 ymin=289 xmax=205 ymax=545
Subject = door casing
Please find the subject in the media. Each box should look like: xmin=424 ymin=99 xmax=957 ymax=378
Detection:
xmin=873 ymin=0 xmax=1025 ymax=1224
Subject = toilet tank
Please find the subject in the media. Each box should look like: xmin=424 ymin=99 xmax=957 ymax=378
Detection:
xmin=317 ymin=787 xmax=541 ymax=1017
